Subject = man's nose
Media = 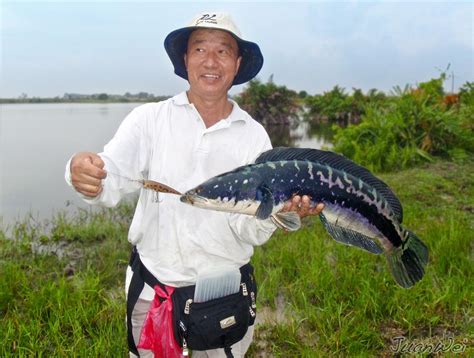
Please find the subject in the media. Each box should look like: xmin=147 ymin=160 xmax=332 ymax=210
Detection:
xmin=203 ymin=51 xmax=218 ymax=67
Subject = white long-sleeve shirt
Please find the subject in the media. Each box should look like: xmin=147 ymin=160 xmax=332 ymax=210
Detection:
xmin=65 ymin=92 xmax=277 ymax=290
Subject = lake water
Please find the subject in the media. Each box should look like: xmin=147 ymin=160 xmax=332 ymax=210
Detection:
xmin=0 ymin=103 xmax=331 ymax=228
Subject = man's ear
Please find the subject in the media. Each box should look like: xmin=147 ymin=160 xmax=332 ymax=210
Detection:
xmin=234 ymin=56 xmax=242 ymax=77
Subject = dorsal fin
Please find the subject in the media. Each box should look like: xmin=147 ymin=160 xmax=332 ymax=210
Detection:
xmin=256 ymin=147 xmax=403 ymax=222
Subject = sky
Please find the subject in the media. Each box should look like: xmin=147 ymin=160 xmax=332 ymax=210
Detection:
xmin=1 ymin=0 xmax=472 ymax=98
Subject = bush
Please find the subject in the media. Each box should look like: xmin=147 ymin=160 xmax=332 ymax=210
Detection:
xmin=304 ymin=86 xmax=387 ymax=126
xmin=235 ymin=78 xmax=300 ymax=124
xmin=333 ymin=76 xmax=474 ymax=172
xmin=459 ymin=81 xmax=474 ymax=106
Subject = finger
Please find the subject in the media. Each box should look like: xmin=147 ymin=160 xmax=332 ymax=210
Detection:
xmin=92 ymin=155 xmax=105 ymax=169
xmin=74 ymin=182 xmax=103 ymax=197
xmin=316 ymin=202 xmax=325 ymax=213
xmin=290 ymin=195 xmax=301 ymax=211
xmin=73 ymin=180 xmax=102 ymax=193
xmin=281 ymin=196 xmax=297 ymax=212
xmin=72 ymin=174 xmax=103 ymax=188
xmin=81 ymin=187 xmax=103 ymax=198
xmin=72 ymin=153 xmax=106 ymax=179
xmin=92 ymin=158 xmax=107 ymax=179
xmin=298 ymin=196 xmax=311 ymax=216
xmin=301 ymin=195 xmax=311 ymax=206
xmin=87 ymin=155 xmax=106 ymax=178
xmin=308 ymin=203 xmax=325 ymax=216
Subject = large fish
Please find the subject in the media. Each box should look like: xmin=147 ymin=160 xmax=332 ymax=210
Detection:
xmin=180 ymin=148 xmax=429 ymax=288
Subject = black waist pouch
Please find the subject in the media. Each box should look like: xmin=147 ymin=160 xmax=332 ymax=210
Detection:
xmin=127 ymin=247 xmax=257 ymax=357
xmin=172 ymin=264 xmax=257 ymax=352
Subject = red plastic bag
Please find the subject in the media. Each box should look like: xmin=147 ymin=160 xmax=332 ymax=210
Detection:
xmin=137 ymin=284 xmax=184 ymax=358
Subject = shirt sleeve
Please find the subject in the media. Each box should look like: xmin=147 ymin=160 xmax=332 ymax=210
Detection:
xmin=229 ymin=214 xmax=277 ymax=246
xmin=64 ymin=105 xmax=150 ymax=207
xmin=228 ymin=127 xmax=278 ymax=246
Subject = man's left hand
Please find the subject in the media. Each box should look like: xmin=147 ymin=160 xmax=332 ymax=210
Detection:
xmin=280 ymin=195 xmax=324 ymax=218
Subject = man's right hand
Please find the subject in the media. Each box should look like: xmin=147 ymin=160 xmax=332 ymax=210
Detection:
xmin=70 ymin=152 xmax=107 ymax=197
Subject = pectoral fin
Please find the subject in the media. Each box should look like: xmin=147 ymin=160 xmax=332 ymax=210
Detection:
xmin=271 ymin=211 xmax=301 ymax=231
xmin=255 ymin=185 xmax=274 ymax=219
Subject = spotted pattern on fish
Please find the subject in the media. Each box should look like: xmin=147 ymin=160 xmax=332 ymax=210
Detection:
xmin=294 ymin=160 xmax=301 ymax=172
xmin=185 ymin=160 xmax=405 ymax=247
xmin=307 ymin=161 xmax=314 ymax=180
xmin=181 ymin=148 xmax=428 ymax=288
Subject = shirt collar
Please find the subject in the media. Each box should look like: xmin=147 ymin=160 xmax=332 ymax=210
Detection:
xmin=172 ymin=91 xmax=247 ymax=124
xmin=171 ymin=91 xmax=191 ymax=106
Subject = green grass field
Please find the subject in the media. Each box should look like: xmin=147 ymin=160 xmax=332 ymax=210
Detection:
xmin=1 ymin=160 xmax=472 ymax=356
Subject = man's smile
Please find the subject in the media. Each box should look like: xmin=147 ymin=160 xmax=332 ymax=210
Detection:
xmin=201 ymin=73 xmax=221 ymax=80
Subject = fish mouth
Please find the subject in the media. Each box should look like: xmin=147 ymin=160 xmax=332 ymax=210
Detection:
xmin=180 ymin=191 xmax=209 ymax=206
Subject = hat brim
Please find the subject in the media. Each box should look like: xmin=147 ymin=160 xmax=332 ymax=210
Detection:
xmin=164 ymin=27 xmax=263 ymax=86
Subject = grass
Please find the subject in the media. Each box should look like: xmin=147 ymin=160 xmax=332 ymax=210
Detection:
xmin=1 ymin=160 xmax=473 ymax=356
xmin=0 ymin=206 xmax=133 ymax=356
xmin=250 ymin=159 xmax=473 ymax=356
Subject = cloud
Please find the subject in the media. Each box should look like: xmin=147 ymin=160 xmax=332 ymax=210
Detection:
xmin=1 ymin=3 xmax=28 ymax=32
xmin=368 ymin=2 xmax=471 ymax=56
xmin=0 ymin=1 xmax=472 ymax=97
xmin=251 ymin=2 xmax=473 ymax=93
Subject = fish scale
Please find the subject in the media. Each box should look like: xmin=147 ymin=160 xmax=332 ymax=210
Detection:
xmin=268 ymin=160 xmax=401 ymax=246
xmin=180 ymin=147 xmax=429 ymax=288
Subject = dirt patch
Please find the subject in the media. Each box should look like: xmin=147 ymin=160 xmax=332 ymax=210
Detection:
xmin=255 ymin=291 xmax=288 ymax=326
xmin=30 ymin=240 xmax=83 ymax=277
xmin=251 ymin=291 xmax=291 ymax=357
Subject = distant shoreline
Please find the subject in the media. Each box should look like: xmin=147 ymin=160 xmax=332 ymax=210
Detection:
xmin=0 ymin=97 xmax=170 ymax=104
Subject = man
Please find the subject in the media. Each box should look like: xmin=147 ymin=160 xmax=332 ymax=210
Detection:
xmin=66 ymin=12 xmax=323 ymax=357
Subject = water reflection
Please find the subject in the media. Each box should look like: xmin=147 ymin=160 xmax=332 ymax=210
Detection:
xmin=264 ymin=120 xmax=333 ymax=149
xmin=306 ymin=121 xmax=335 ymax=143
xmin=264 ymin=122 xmax=297 ymax=147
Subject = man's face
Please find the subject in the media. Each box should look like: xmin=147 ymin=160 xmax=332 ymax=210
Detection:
xmin=185 ymin=29 xmax=241 ymax=99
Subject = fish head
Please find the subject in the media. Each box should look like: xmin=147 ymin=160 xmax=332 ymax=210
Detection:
xmin=180 ymin=171 xmax=260 ymax=214
xmin=180 ymin=186 xmax=209 ymax=206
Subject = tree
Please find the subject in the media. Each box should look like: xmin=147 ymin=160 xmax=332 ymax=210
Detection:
xmin=235 ymin=79 xmax=299 ymax=125
xmin=298 ymin=90 xmax=308 ymax=99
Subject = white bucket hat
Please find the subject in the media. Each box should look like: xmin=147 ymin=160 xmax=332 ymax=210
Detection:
xmin=164 ymin=12 xmax=264 ymax=85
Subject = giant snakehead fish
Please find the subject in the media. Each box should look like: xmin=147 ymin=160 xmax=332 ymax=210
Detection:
xmin=180 ymin=147 xmax=429 ymax=288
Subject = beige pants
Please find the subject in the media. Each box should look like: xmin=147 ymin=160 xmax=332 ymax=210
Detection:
xmin=126 ymin=267 xmax=254 ymax=357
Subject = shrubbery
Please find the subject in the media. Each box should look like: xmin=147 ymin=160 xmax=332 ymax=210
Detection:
xmin=235 ymin=78 xmax=300 ymax=124
xmin=235 ymin=73 xmax=472 ymax=172
xmin=304 ymin=86 xmax=387 ymax=126
xmin=333 ymin=74 xmax=474 ymax=172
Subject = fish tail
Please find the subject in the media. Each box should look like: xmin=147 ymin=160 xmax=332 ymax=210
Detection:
xmin=386 ymin=230 xmax=429 ymax=288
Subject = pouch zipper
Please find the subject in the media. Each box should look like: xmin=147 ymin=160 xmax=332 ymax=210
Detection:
xmin=184 ymin=299 xmax=193 ymax=314
xmin=241 ymin=283 xmax=248 ymax=296
xmin=182 ymin=338 xmax=189 ymax=356
xmin=249 ymin=306 xmax=256 ymax=318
